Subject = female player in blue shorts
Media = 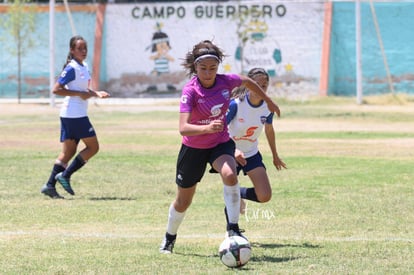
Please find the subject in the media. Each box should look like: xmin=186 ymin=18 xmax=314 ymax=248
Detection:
xmin=159 ymin=40 xmax=281 ymax=254
xmin=41 ymin=35 xmax=110 ymax=199
xmin=227 ymin=68 xmax=287 ymax=214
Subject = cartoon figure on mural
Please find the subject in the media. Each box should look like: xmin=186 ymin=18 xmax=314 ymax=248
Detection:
xmin=235 ymin=19 xmax=283 ymax=78
xmin=148 ymin=22 xmax=175 ymax=75
xmin=146 ymin=22 xmax=177 ymax=93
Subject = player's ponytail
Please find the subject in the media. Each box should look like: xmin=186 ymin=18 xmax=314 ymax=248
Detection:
xmin=62 ymin=53 xmax=73 ymax=70
xmin=62 ymin=35 xmax=86 ymax=70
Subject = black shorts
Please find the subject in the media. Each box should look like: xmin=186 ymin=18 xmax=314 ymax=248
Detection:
xmin=176 ymin=139 xmax=235 ymax=188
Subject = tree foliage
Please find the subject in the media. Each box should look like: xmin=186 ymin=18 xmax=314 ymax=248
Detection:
xmin=0 ymin=0 xmax=36 ymax=103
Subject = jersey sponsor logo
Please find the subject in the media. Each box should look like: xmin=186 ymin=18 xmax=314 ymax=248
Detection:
xmin=210 ymin=103 xmax=224 ymax=117
xmin=233 ymin=126 xmax=258 ymax=142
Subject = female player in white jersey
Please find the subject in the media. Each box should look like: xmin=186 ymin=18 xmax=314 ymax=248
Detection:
xmin=159 ymin=40 xmax=281 ymax=254
xmin=227 ymin=68 xmax=287 ymax=212
xmin=41 ymin=35 xmax=110 ymax=199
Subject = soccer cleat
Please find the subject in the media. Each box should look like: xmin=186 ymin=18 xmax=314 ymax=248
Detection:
xmin=159 ymin=233 xmax=176 ymax=254
xmin=41 ymin=184 xmax=64 ymax=199
xmin=227 ymin=223 xmax=248 ymax=241
xmin=55 ymin=172 xmax=75 ymax=195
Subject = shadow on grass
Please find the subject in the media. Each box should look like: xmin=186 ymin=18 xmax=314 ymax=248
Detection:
xmin=174 ymin=242 xmax=320 ymax=265
xmin=88 ymin=197 xmax=136 ymax=201
xmin=173 ymin=251 xmax=297 ymax=269
xmin=249 ymin=241 xmax=321 ymax=263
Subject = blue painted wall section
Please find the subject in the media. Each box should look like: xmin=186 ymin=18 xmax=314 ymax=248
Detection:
xmin=0 ymin=7 xmax=96 ymax=98
xmin=329 ymin=2 xmax=414 ymax=96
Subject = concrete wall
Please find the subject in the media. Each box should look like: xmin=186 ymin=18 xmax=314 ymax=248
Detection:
xmin=0 ymin=1 xmax=413 ymax=99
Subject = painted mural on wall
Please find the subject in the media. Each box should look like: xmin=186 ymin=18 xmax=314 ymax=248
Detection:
xmin=104 ymin=1 xmax=324 ymax=98
xmin=0 ymin=1 xmax=325 ymax=99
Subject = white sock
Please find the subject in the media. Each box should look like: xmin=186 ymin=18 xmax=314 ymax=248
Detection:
xmin=166 ymin=203 xmax=186 ymax=235
xmin=223 ymin=183 xmax=240 ymax=224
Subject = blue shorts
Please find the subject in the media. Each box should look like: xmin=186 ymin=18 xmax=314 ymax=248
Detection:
xmin=237 ymin=151 xmax=266 ymax=175
xmin=176 ymin=139 xmax=236 ymax=188
xmin=60 ymin=117 xmax=96 ymax=143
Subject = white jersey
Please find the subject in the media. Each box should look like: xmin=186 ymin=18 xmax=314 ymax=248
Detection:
xmin=227 ymin=96 xmax=273 ymax=158
xmin=58 ymin=59 xmax=91 ymax=118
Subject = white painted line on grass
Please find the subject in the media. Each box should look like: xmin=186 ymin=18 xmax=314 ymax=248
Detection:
xmin=0 ymin=230 xmax=412 ymax=243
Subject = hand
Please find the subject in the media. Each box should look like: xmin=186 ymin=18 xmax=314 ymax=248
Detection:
xmin=95 ymin=91 xmax=110 ymax=98
xmin=266 ymin=100 xmax=281 ymax=117
xmin=235 ymin=149 xmax=247 ymax=166
xmin=209 ymin=120 xmax=224 ymax=133
xmin=273 ymin=155 xmax=287 ymax=170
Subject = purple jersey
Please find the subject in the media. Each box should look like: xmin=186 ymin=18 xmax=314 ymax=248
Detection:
xmin=180 ymin=74 xmax=243 ymax=149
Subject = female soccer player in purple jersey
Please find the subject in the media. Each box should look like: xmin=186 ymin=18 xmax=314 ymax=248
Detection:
xmin=227 ymin=68 xmax=287 ymax=214
xmin=160 ymin=40 xmax=280 ymax=254
xmin=40 ymin=35 xmax=110 ymax=199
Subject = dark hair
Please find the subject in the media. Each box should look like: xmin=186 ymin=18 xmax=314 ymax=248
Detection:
xmin=63 ymin=35 xmax=87 ymax=69
xmin=151 ymin=31 xmax=171 ymax=53
xmin=231 ymin=68 xmax=269 ymax=100
xmin=181 ymin=40 xmax=225 ymax=77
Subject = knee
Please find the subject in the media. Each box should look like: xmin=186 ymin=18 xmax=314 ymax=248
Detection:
xmin=221 ymin=171 xmax=238 ymax=185
xmin=92 ymin=143 xmax=100 ymax=154
xmin=88 ymin=143 xmax=100 ymax=157
xmin=257 ymin=192 xmax=272 ymax=203
xmin=174 ymin=197 xmax=192 ymax=212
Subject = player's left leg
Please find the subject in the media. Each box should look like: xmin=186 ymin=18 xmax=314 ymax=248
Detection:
xmin=245 ymin=166 xmax=272 ymax=203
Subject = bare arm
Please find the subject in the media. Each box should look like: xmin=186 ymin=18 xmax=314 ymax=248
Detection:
xmin=240 ymin=75 xmax=281 ymax=117
xmin=264 ymin=122 xmax=287 ymax=170
xmin=179 ymin=112 xmax=223 ymax=136
xmin=52 ymin=82 xmax=110 ymax=100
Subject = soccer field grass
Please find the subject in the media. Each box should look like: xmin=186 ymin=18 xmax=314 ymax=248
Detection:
xmin=1 ymin=97 xmax=413 ymax=274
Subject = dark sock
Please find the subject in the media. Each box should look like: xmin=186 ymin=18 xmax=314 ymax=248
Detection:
xmin=224 ymin=207 xmax=229 ymax=225
xmin=240 ymin=187 xmax=259 ymax=202
xmin=165 ymin=232 xmax=176 ymax=241
xmin=62 ymin=154 xmax=86 ymax=178
xmin=46 ymin=164 xmax=66 ymax=188
xmin=227 ymin=222 xmax=240 ymax=232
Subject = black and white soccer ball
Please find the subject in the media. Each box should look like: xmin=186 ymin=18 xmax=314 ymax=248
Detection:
xmin=218 ymin=236 xmax=251 ymax=268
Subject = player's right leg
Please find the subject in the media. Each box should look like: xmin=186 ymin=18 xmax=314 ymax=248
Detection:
xmin=160 ymin=185 xmax=197 ymax=254
xmin=160 ymin=144 xmax=206 ymax=254
xmin=41 ymin=159 xmax=67 ymax=199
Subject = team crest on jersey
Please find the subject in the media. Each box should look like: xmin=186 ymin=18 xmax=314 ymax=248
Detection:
xmin=260 ymin=116 xmax=267 ymax=124
xmin=210 ymin=103 xmax=224 ymax=117
xmin=222 ymin=89 xmax=230 ymax=100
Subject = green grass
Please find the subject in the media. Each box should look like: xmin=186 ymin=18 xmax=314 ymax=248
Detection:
xmin=1 ymin=97 xmax=414 ymax=274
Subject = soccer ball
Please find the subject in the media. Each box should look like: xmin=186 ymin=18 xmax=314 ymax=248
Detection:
xmin=218 ymin=236 xmax=251 ymax=268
